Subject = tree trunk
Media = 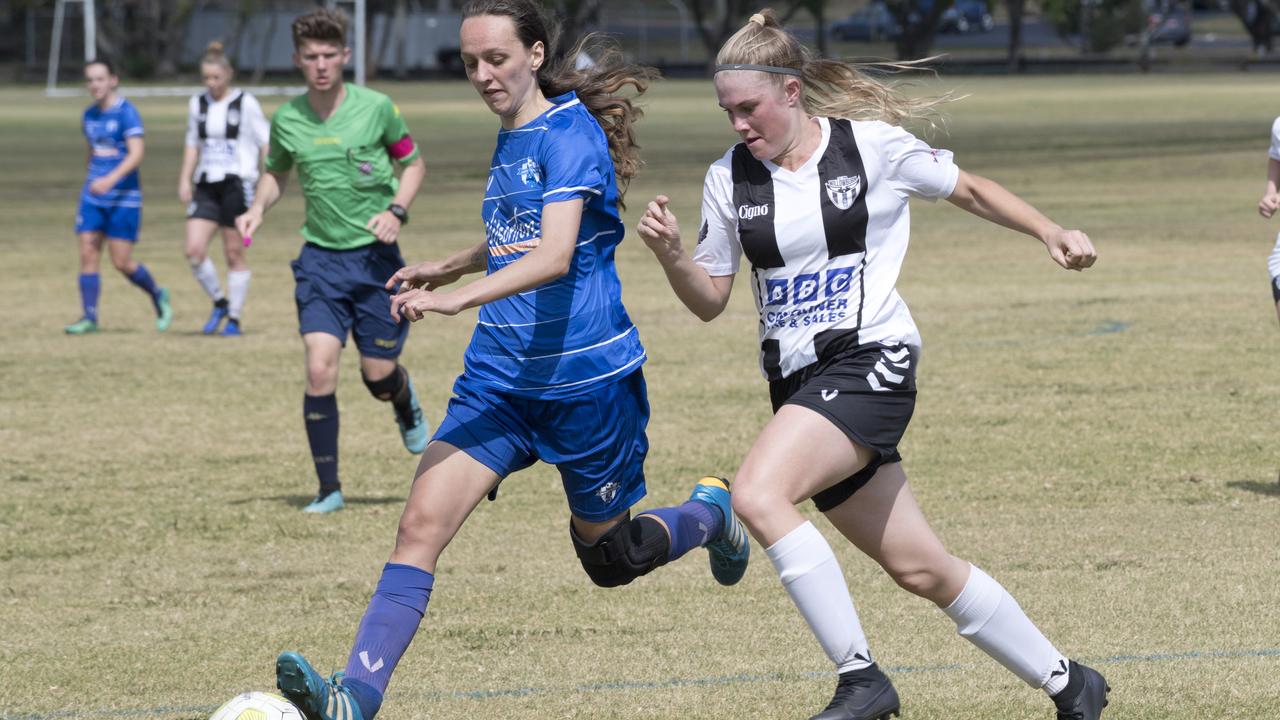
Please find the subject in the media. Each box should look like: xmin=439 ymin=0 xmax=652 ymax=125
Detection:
xmin=890 ymin=0 xmax=950 ymax=60
xmin=250 ymin=0 xmax=277 ymax=86
xmin=1005 ymin=0 xmax=1025 ymax=72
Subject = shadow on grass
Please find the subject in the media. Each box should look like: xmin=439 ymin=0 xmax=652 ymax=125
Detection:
xmin=1226 ymin=480 xmax=1280 ymax=497
xmin=229 ymin=494 xmax=405 ymax=508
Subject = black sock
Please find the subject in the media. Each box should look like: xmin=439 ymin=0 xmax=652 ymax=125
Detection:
xmin=303 ymin=393 xmax=340 ymax=496
xmin=215 ymin=298 xmax=229 ymax=310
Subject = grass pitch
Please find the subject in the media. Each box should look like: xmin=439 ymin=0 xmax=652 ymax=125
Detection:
xmin=2 ymin=74 xmax=1279 ymax=719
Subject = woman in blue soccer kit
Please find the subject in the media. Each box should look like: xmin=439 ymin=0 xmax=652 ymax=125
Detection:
xmin=637 ymin=11 xmax=1109 ymax=720
xmin=67 ymin=59 xmax=171 ymax=335
xmin=271 ymin=3 xmax=750 ymax=719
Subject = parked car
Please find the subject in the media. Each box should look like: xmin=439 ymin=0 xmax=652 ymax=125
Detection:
xmin=831 ymin=2 xmax=902 ymax=41
xmin=1146 ymin=0 xmax=1192 ymax=45
xmin=946 ymin=0 xmax=996 ymax=32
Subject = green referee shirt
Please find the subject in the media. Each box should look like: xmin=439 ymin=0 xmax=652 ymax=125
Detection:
xmin=265 ymin=84 xmax=420 ymax=250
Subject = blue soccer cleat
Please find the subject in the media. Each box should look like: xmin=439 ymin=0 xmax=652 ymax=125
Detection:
xmin=276 ymin=651 xmax=364 ymax=720
xmin=303 ymin=491 xmax=345 ymax=514
xmin=220 ymin=318 xmax=242 ymax=337
xmin=395 ymin=377 xmax=428 ymax=454
xmin=154 ymin=288 xmax=173 ymax=332
xmin=202 ymin=304 xmax=228 ymax=334
xmin=688 ymin=476 xmax=750 ymax=586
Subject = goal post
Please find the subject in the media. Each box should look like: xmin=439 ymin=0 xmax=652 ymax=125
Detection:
xmin=44 ymin=0 xmax=367 ymax=98
xmin=46 ymin=0 xmax=95 ymax=97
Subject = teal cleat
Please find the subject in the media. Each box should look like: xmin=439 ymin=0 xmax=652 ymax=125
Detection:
xmin=276 ymin=651 xmax=364 ymax=720
xmin=65 ymin=318 xmax=98 ymax=335
xmin=688 ymin=476 xmax=750 ymax=586
xmin=303 ymin=491 xmax=345 ymax=514
xmin=154 ymin=288 xmax=173 ymax=332
xmin=395 ymin=377 xmax=429 ymax=454
xmin=202 ymin=304 xmax=228 ymax=334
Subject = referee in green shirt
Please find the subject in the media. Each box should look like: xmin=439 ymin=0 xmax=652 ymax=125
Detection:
xmin=237 ymin=8 xmax=428 ymax=514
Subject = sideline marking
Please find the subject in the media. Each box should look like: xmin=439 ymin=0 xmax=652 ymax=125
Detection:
xmin=4 ymin=647 xmax=1278 ymax=719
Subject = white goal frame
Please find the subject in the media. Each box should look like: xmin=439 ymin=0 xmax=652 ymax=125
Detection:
xmin=45 ymin=0 xmax=366 ymax=98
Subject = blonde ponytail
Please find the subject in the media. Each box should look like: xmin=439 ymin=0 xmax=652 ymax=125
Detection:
xmin=716 ymin=8 xmax=950 ymax=128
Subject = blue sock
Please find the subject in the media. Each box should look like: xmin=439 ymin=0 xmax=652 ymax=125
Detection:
xmin=342 ymin=563 xmax=434 ymax=719
xmin=126 ymin=263 xmax=160 ymax=300
xmin=639 ymin=500 xmax=724 ymax=561
xmin=303 ymin=394 xmax=340 ymax=496
xmin=78 ymin=273 xmax=100 ymax=322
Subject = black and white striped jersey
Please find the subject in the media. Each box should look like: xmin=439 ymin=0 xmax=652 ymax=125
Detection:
xmin=693 ymin=116 xmax=958 ymax=381
xmin=184 ymin=90 xmax=270 ymax=184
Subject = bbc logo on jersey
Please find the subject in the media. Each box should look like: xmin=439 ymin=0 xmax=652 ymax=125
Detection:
xmin=765 ymin=266 xmax=856 ymax=307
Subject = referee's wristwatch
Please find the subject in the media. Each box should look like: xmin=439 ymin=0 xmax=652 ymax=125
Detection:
xmin=387 ymin=203 xmax=409 ymax=225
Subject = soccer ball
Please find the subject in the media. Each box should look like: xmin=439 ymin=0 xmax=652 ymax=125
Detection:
xmin=208 ymin=691 xmax=304 ymax=720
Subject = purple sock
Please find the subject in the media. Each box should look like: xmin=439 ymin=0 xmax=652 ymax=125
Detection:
xmin=126 ymin=263 xmax=160 ymax=299
xmin=639 ymin=500 xmax=723 ymax=561
xmin=78 ymin=273 xmax=100 ymax=322
xmin=342 ymin=563 xmax=434 ymax=719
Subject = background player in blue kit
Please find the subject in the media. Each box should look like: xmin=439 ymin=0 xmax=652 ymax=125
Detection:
xmin=271 ymin=3 xmax=750 ymax=719
xmin=67 ymin=59 xmax=171 ymax=335
xmin=639 ymin=11 xmax=1108 ymax=720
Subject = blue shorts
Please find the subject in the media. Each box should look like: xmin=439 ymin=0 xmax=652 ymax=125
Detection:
xmin=291 ymin=241 xmax=409 ymax=359
xmin=76 ymin=198 xmax=140 ymax=242
xmin=434 ymin=369 xmax=650 ymax=522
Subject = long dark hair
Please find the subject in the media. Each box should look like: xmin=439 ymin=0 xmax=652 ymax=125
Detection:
xmin=462 ymin=0 xmax=658 ymax=202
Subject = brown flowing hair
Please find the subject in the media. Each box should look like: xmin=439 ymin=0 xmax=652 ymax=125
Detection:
xmin=462 ymin=0 xmax=659 ymax=204
xmin=716 ymin=9 xmax=949 ymax=129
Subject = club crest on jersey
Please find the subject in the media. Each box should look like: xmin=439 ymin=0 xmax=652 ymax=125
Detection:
xmin=825 ymin=175 xmax=861 ymax=210
xmin=518 ymin=157 xmax=541 ymax=185
xmin=227 ymin=109 xmax=240 ymax=126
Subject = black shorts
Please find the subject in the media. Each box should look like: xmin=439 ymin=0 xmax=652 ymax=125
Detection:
xmin=291 ymin=242 xmax=409 ymax=359
xmin=769 ymin=342 xmax=917 ymax=512
xmin=187 ymin=176 xmax=251 ymax=228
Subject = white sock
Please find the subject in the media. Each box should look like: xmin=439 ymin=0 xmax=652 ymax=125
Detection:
xmin=226 ymin=270 xmax=251 ymax=321
xmin=942 ymin=564 xmax=1069 ymax=694
xmin=766 ymin=521 xmax=873 ymax=673
xmin=190 ymin=257 xmax=224 ymax=301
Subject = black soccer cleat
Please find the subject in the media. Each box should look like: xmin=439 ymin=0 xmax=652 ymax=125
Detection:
xmin=1053 ymin=660 xmax=1110 ymax=720
xmin=810 ymin=663 xmax=901 ymax=720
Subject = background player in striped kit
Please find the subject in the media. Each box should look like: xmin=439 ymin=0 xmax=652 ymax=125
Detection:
xmin=1256 ymin=115 xmax=1280 ymax=324
xmin=67 ymin=59 xmax=172 ymax=335
xmin=270 ymin=3 xmax=749 ymax=719
xmin=178 ymin=41 xmax=269 ymax=336
xmin=637 ymin=11 xmax=1108 ymax=720
xmin=235 ymin=9 xmax=429 ymax=513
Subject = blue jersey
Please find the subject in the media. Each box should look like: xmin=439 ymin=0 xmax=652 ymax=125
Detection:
xmin=463 ymin=92 xmax=646 ymax=400
xmin=82 ymin=97 xmax=144 ymax=207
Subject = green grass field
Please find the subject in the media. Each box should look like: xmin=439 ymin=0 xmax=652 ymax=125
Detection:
xmin=2 ymin=74 xmax=1279 ymax=719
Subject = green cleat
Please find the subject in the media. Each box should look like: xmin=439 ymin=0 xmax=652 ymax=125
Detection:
xmin=276 ymin=651 xmax=365 ymax=720
xmin=65 ymin=318 xmax=99 ymax=335
xmin=154 ymin=287 xmax=173 ymax=332
xmin=303 ymin=490 xmax=345 ymax=514
xmin=688 ymin=476 xmax=751 ymax=586
xmin=395 ymin=377 xmax=429 ymax=454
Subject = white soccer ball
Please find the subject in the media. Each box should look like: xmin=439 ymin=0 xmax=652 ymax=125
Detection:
xmin=208 ymin=691 xmax=304 ymax=720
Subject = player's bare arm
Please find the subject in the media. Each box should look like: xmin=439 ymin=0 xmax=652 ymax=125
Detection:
xmin=947 ymin=169 xmax=1097 ymax=271
xmin=1259 ymin=158 xmax=1280 ymax=219
xmin=636 ymin=194 xmax=734 ymax=321
xmin=385 ymin=240 xmax=487 ymax=294
xmin=90 ymin=136 xmax=144 ymax=196
xmin=391 ymin=199 xmax=581 ymax=322
xmin=235 ymin=170 xmax=288 ymax=238
xmin=177 ymin=144 xmax=199 ymax=204
xmin=366 ymin=154 xmax=426 ymax=244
